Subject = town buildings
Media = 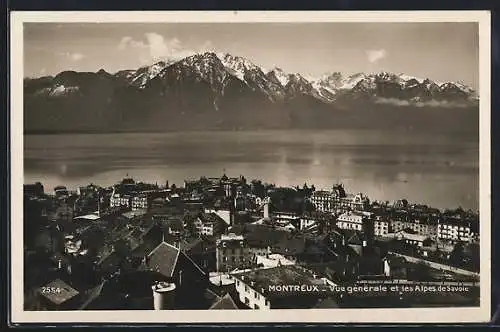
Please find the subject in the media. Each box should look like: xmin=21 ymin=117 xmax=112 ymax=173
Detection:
xmin=437 ymin=218 xmax=472 ymax=243
xmin=309 ymin=184 xmax=347 ymax=213
xmin=310 ymin=190 xmax=336 ymax=213
xmin=230 ymin=265 xmax=328 ymax=309
xmin=374 ymin=216 xmax=390 ymax=237
xmin=273 ymin=211 xmax=300 ymax=227
xmin=336 ymin=211 xmax=366 ymax=231
xmin=194 ymin=213 xmax=228 ymax=237
xmin=131 ymin=194 xmax=149 ymax=211
xmin=24 ymin=182 xmax=45 ymax=197
xmin=23 ymin=176 xmax=481 ymax=311
xmin=338 ymin=193 xmax=370 ymax=212
xmin=215 ymin=233 xmax=253 ymax=272
xmin=394 ymin=230 xmax=432 ymax=247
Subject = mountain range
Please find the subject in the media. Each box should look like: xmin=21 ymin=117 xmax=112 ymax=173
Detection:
xmin=24 ymin=52 xmax=479 ymax=134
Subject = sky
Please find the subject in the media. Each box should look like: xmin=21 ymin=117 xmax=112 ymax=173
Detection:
xmin=24 ymin=22 xmax=479 ymax=89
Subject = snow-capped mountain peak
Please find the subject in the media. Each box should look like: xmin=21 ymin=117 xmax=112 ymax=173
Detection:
xmin=217 ymin=52 xmax=263 ymax=82
xmin=266 ymin=67 xmax=291 ymax=87
xmin=46 ymin=51 xmax=477 ymax=106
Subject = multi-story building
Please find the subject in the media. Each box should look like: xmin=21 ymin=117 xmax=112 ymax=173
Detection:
xmin=374 ymin=216 xmax=390 ymax=237
xmin=394 ymin=230 xmax=432 ymax=247
xmin=309 ymin=184 xmax=347 ymax=213
xmin=216 ymin=233 xmax=253 ymax=272
xmin=24 ymin=182 xmax=45 ymax=197
xmin=310 ymin=190 xmax=336 ymax=213
xmin=109 ymin=178 xmax=139 ymax=208
xmin=336 ymin=211 xmax=366 ymax=231
xmin=54 ymin=185 xmax=69 ymax=199
xmin=131 ymin=194 xmax=149 ymax=211
xmin=338 ymin=193 xmax=369 ymax=212
xmin=194 ymin=213 xmax=228 ymax=237
xmin=389 ymin=218 xmax=438 ymax=238
xmin=273 ymin=211 xmax=300 ymax=226
xmin=110 ymin=193 xmax=131 ymax=208
xmin=437 ymin=218 xmax=472 ymax=243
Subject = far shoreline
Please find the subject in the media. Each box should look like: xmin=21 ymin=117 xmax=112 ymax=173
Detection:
xmin=23 ymin=127 xmax=480 ymax=137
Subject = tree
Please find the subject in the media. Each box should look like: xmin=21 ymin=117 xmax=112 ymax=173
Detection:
xmin=449 ymin=242 xmax=466 ymax=266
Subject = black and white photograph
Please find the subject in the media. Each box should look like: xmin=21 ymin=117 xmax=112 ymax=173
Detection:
xmin=10 ymin=11 xmax=491 ymax=324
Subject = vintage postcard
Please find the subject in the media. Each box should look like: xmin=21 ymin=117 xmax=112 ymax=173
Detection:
xmin=10 ymin=11 xmax=491 ymax=324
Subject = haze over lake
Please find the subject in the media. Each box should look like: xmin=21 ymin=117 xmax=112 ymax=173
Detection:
xmin=24 ymin=129 xmax=479 ymax=211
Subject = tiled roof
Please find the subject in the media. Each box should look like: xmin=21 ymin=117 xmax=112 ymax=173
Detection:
xmin=146 ymin=242 xmax=180 ymax=278
xmin=38 ymin=279 xmax=80 ymax=305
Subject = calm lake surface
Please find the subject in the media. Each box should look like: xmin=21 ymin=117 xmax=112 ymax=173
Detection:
xmin=24 ymin=130 xmax=479 ymax=211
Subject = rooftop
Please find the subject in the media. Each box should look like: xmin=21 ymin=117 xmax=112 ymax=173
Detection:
xmin=231 ymin=265 xmax=323 ymax=299
xmin=38 ymin=279 xmax=80 ymax=305
xmin=338 ymin=211 xmax=366 ymax=219
xmin=74 ymin=214 xmax=100 ymax=221
xmin=146 ymin=242 xmax=181 ymax=278
xmin=209 ymin=274 xmax=235 ymax=286
xmin=122 ymin=209 xmax=147 ymax=219
xmin=394 ymin=231 xmax=430 ymax=242
xmin=220 ymin=233 xmax=244 ymax=241
xmin=209 ymin=293 xmax=240 ymax=310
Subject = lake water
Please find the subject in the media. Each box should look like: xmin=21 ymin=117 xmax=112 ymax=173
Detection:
xmin=23 ymin=130 xmax=479 ymax=211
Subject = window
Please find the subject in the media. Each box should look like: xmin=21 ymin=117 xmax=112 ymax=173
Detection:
xmin=254 ymin=304 xmax=260 ymax=309
xmin=244 ymin=297 xmax=249 ymax=305
xmin=245 ymin=285 xmax=248 ymax=292
xmin=236 ymin=280 xmax=240 ymax=286
xmin=254 ymin=291 xmax=258 ymax=299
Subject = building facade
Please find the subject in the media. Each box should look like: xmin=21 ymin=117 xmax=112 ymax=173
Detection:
xmin=216 ymin=234 xmax=253 ymax=272
xmin=437 ymin=219 xmax=471 ymax=243
xmin=389 ymin=219 xmax=437 ymax=238
xmin=374 ymin=217 xmax=390 ymax=237
xmin=338 ymin=193 xmax=369 ymax=212
xmin=110 ymin=193 xmax=131 ymax=208
xmin=310 ymin=190 xmax=336 ymax=213
xmin=273 ymin=212 xmax=300 ymax=226
xmin=336 ymin=211 xmax=365 ymax=231
xmin=131 ymin=194 xmax=149 ymax=211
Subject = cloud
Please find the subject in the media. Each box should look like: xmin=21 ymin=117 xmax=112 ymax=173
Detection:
xmin=366 ymin=49 xmax=387 ymax=64
xmin=58 ymin=52 xmax=86 ymax=62
xmin=70 ymin=53 xmax=85 ymax=61
xmin=118 ymin=36 xmax=147 ymax=50
xmin=118 ymin=33 xmax=214 ymax=64
xmin=374 ymin=97 xmax=470 ymax=108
